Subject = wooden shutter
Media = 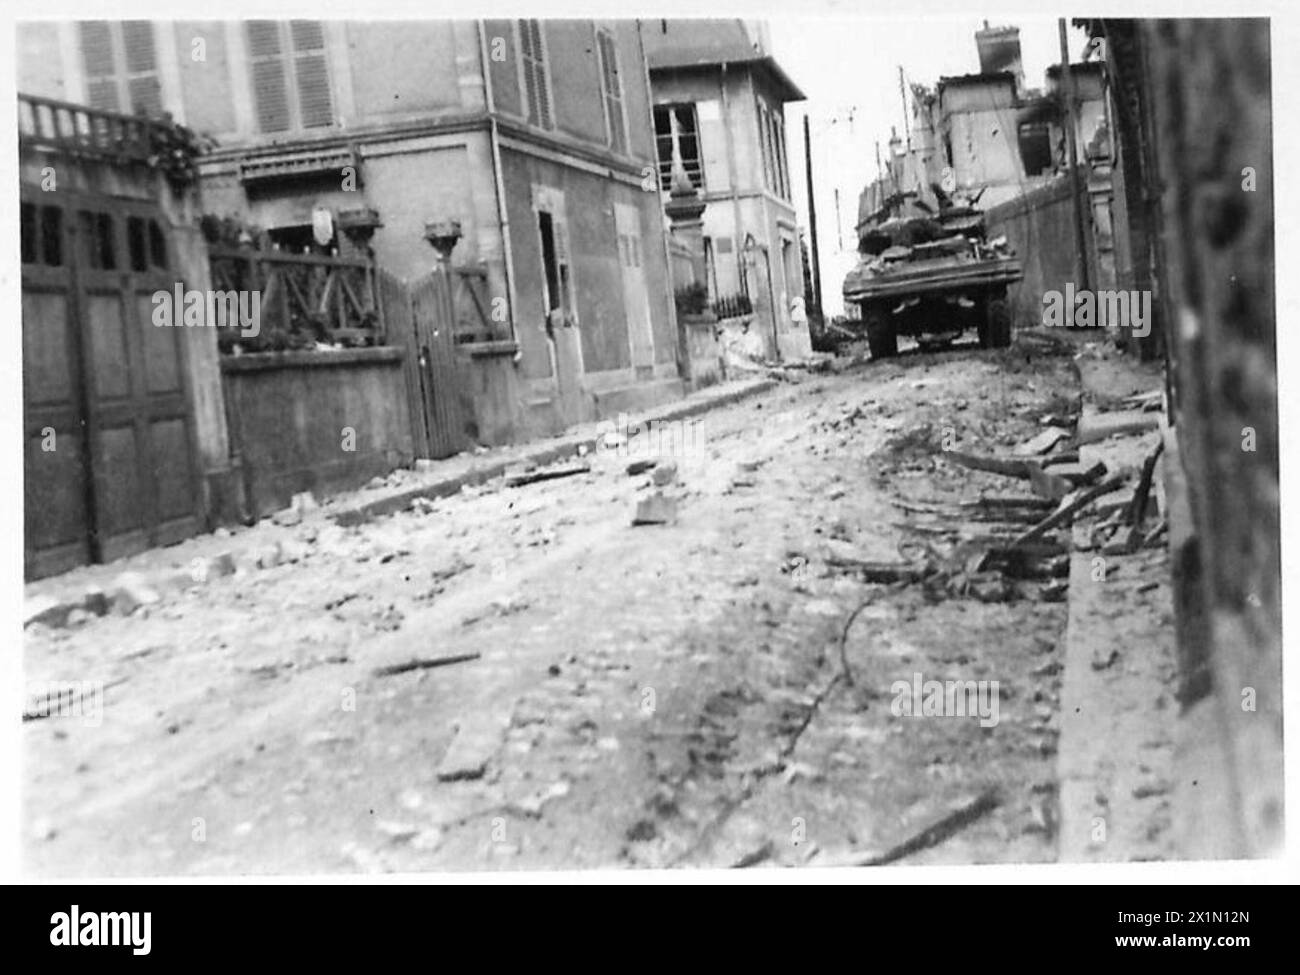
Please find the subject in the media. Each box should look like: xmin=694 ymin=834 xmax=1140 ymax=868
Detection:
xmin=517 ymin=21 xmax=537 ymax=124
xmin=597 ymin=30 xmax=625 ymax=153
xmin=121 ymin=21 xmax=162 ymax=117
xmin=518 ymin=20 xmax=551 ymax=129
xmin=247 ymin=21 xmax=290 ymax=133
xmin=290 ymin=20 xmax=333 ymax=129
xmin=79 ymin=21 xmax=121 ymax=113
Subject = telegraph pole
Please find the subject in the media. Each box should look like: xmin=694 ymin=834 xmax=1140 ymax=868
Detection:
xmin=1058 ymin=18 xmax=1091 ymax=293
xmin=898 ymin=66 xmax=912 ymax=149
xmin=803 ymin=113 xmax=823 ymax=315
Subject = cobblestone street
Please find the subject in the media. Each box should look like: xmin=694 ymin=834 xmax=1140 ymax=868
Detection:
xmin=24 ymin=336 xmax=1131 ymax=874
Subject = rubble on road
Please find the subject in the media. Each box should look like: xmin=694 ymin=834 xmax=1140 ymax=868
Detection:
xmin=505 ymin=462 xmax=591 ymax=488
xmin=632 ymin=492 xmax=678 ymax=526
xmin=372 ymin=652 xmax=481 ymax=678
xmin=651 ymin=462 xmax=678 ymax=487
xmin=1076 ymin=410 xmax=1161 ymax=445
xmin=1013 ymin=426 xmax=1071 ymax=456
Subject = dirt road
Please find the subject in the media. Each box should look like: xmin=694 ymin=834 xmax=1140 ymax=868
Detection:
xmin=25 ymin=336 xmax=1083 ymax=874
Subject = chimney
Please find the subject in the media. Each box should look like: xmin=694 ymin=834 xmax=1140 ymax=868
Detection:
xmin=976 ymin=23 xmax=1023 ymax=80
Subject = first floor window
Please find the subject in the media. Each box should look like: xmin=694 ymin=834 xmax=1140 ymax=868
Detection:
xmin=654 ymin=104 xmax=702 ymax=192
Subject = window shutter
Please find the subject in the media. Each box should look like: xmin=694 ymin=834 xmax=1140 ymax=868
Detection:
xmin=530 ymin=21 xmax=550 ymax=129
xmin=598 ymin=30 xmax=625 ymax=153
xmin=122 ymin=22 xmax=161 ymax=117
xmin=290 ymin=20 xmax=333 ymax=129
xmin=247 ymin=21 xmax=290 ymax=133
xmin=79 ymin=22 xmax=121 ymax=112
xmin=517 ymin=20 xmax=537 ymax=124
xmin=121 ymin=21 xmax=155 ymax=73
xmin=247 ymin=20 xmax=281 ymax=57
xmin=518 ymin=20 xmax=550 ymax=129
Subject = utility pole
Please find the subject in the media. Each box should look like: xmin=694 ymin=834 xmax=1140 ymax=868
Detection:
xmin=898 ymin=66 xmax=912 ymax=150
xmin=834 ymin=188 xmax=844 ymax=251
xmin=803 ymin=113 xmax=823 ymax=315
xmin=1058 ymin=18 xmax=1091 ymax=293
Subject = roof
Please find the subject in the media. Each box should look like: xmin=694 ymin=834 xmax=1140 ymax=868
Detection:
xmin=937 ymin=70 xmax=1018 ymax=90
xmin=1045 ymin=61 xmax=1105 ymax=77
xmin=648 ymin=53 xmax=805 ymax=102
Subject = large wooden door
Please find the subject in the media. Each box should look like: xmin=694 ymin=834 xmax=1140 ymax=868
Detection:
xmin=615 ymin=202 xmax=656 ymax=378
xmin=22 ymin=187 xmax=202 ymax=578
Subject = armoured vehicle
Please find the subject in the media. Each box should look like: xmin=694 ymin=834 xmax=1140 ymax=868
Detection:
xmin=842 ymin=202 xmax=1023 ymax=358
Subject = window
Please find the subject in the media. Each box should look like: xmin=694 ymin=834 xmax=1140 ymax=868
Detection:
xmin=534 ymin=188 xmax=574 ymax=325
xmin=517 ymin=20 xmax=552 ymax=129
xmin=78 ymin=211 xmax=116 ymax=270
xmin=20 ymin=203 xmax=36 ymax=265
xmin=20 ymin=203 xmax=61 ymax=266
xmin=1018 ymin=122 xmax=1053 ymax=177
xmin=127 ymin=216 xmax=148 ymax=272
xmin=41 ymin=207 xmax=63 ymax=266
xmin=596 ymin=28 xmax=627 ymax=153
xmin=148 ymin=219 xmax=168 ymax=268
xmin=774 ymin=114 xmax=790 ymax=199
xmin=757 ymin=99 xmax=792 ymax=200
xmin=79 ymin=21 xmax=162 ymax=117
xmin=653 ymin=104 xmax=702 ymax=192
xmin=246 ymin=20 xmax=334 ymax=133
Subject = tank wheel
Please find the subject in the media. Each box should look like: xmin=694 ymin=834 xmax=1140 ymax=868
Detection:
xmin=863 ymin=302 xmax=898 ymax=360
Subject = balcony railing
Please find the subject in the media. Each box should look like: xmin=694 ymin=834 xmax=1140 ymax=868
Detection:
xmin=18 ymin=93 xmax=169 ymax=165
xmin=712 ymin=292 xmax=753 ymax=319
xmin=209 ymin=247 xmax=384 ymax=353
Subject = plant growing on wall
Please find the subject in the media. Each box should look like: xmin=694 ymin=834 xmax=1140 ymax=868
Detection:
xmin=200 ymin=213 xmax=265 ymax=250
xmin=674 ymin=281 xmax=710 ymax=317
xmin=142 ymin=113 xmax=217 ymax=192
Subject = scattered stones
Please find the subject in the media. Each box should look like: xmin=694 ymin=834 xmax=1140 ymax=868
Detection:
xmin=375 ymin=820 xmax=420 ymax=842
xmin=271 ymin=507 xmax=302 ymax=528
xmin=651 ymin=462 xmax=678 ymax=487
xmin=24 ymin=595 xmax=71 ymax=629
xmin=1132 ymin=779 xmax=1172 ymax=800
xmin=1090 ymin=647 xmax=1120 ymax=671
xmin=1014 ymin=426 xmax=1071 ymax=457
xmin=632 ymin=492 xmax=678 ymax=526
xmin=108 ymin=572 xmax=162 ymax=616
xmin=252 ymin=544 xmax=283 ymax=570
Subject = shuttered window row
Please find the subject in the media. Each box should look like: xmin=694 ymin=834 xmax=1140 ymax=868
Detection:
xmin=247 ymin=20 xmax=334 ymax=134
xmin=517 ymin=19 xmax=552 ymax=130
xmin=78 ymin=20 xmax=162 ymax=117
xmin=596 ymin=28 xmax=626 ymax=154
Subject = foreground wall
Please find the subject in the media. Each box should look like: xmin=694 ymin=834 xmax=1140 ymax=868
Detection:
xmin=221 ymin=349 xmax=415 ymax=518
xmin=1145 ymin=18 xmax=1281 ymax=857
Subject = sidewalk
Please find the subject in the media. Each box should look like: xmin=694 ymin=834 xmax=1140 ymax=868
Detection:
xmin=24 ymin=376 xmax=777 ymax=630
xmin=1054 ymin=341 xmax=1179 ymax=860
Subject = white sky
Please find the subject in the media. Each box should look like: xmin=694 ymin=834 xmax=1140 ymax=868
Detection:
xmin=772 ymin=15 xmax=1091 ymax=313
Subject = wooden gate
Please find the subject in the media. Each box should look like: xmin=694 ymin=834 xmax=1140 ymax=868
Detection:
xmin=22 ymin=187 xmax=202 ymax=579
xmin=379 ymin=267 xmax=469 ymax=459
